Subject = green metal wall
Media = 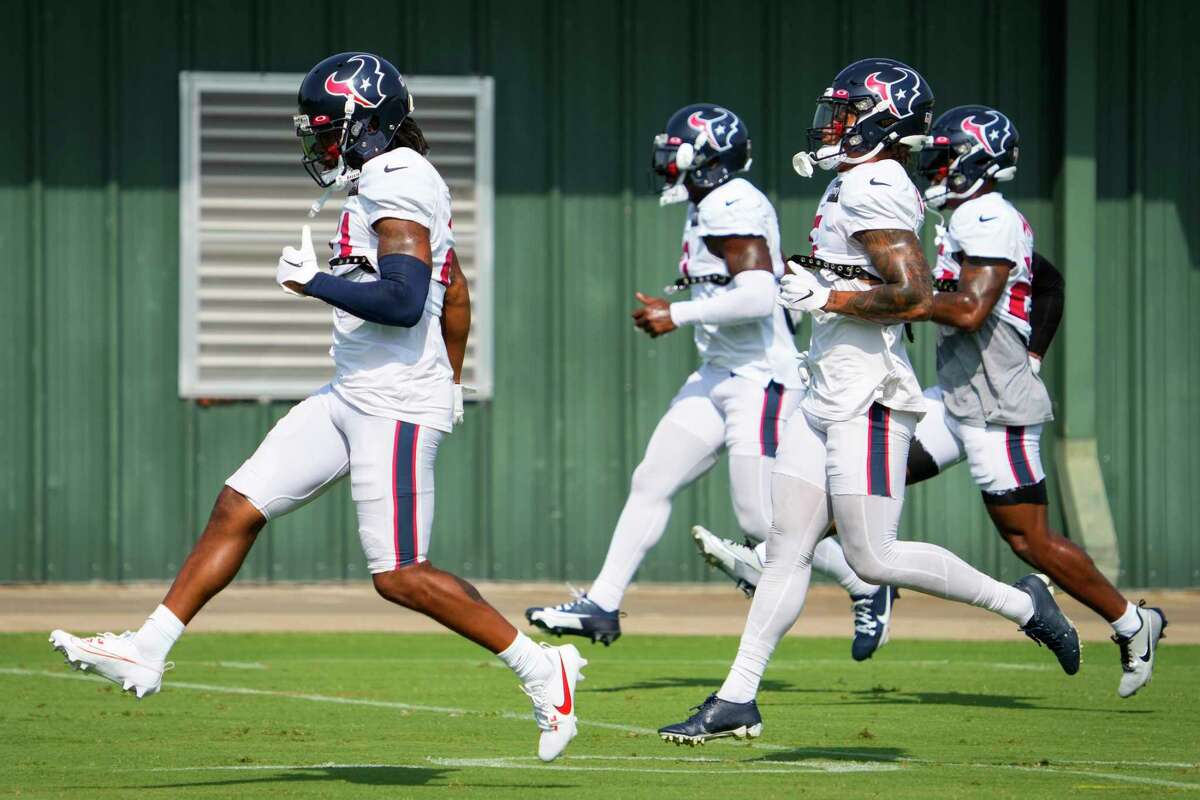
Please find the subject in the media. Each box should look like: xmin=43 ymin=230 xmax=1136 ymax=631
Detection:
xmin=1092 ymin=0 xmax=1200 ymax=587
xmin=0 ymin=0 xmax=1193 ymax=586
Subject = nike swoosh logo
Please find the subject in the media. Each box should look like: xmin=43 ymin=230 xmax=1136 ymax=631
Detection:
xmin=869 ymin=178 xmax=891 ymax=186
xmin=384 ymin=165 xmax=408 ymax=173
xmin=282 ymin=259 xmax=302 ymax=268
xmin=877 ymin=594 xmax=892 ymax=626
xmin=795 ymin=290 xmax=814 ymax=302
xmin=978 ymin=215 xmax=997 ymax=222
xmin=1137 ymin=623 xmax=1154 ymax=663
xmin=724 ymin=199 xmax=739 ymax=206
xmin=554 ymin=653 xmax=573 ymax=715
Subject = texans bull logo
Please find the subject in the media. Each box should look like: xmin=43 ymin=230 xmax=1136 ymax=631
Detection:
xmin=960 ymin=110 xmax=1013 ymax=157
xmin=863 ymin=67 xmax=923 ymax=119
xmin=687 ymin=107 xmax=741 ymax=152
xmin=324 ymin=53 xmax=388 ymax=109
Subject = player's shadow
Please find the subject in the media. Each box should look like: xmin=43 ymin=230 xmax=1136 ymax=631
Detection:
xmin=591 ymin=676 xmax=793 ymax=694
xmin=749 ymin=746 xmax=908 ymax=764
xmin=125 ymin=765 xmax=574 ymax=791
xmin=771 ymin=687 xmax=1154 ymax=714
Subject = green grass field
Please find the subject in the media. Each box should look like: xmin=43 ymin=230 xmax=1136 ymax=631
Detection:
xmin=2 ymin=632 xmax=1197 ymax=798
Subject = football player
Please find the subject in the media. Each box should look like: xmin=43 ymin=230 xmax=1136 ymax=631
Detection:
xmin=659 ymin=60 xmax=1079 ymax=746
xmin=910 ymin=105 xmax=1166 ymax=697
xmin=525 ymin=104 xmax=894 ymax=657
xmin=49 ymin=53 xmax=585 ymax=763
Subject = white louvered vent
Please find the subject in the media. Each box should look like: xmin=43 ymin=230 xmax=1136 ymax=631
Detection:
xmin=179 ymin=72 xmax=494 ymax=400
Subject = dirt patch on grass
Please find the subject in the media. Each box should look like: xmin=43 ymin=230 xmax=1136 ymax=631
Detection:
xmin=2 ymin=581 xmax=1197 ymax=643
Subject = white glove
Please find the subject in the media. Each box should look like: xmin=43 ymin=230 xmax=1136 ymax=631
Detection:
xmin=779 ymin=266 xmax=831 ymax=313
xmin=1028 ymin=353 xmax=1042 ymax=376
xmin=452 ymin=384 xmax=465 ymax=426
xmin=276 ymin=224 xmax=320 ymax=296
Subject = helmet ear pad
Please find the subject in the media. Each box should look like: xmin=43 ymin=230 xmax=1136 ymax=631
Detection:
xmin=993 ymin=165 xmax=1017 ymax=182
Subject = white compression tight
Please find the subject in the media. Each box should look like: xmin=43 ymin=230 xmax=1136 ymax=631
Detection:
xmin=754 ymin=535 xmax=877 ymax=598
xmin=718 ymin=476 xmax=1035 ymax=704
xmin=587 ymin=428 xmax=863 ymax=613
xmin=587 ymin=419 xmax=719 ymax=612
xmin=831 ymin=494 xmax=1034 ymax=623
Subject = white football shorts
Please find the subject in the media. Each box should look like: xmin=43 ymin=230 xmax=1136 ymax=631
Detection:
xmin=664 ymin=364 xmax=799 ymax=458
xmin=775 ymin=403 xmax=916 ymax=499
xmin=226 ymin=385 xmax=441 ymax=573
xmin=913 ymin=386 xmax=1045 ymax=496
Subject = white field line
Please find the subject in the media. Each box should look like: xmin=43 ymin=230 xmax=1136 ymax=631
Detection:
xmin=4 ymin=667 xmax=1195 ymax=790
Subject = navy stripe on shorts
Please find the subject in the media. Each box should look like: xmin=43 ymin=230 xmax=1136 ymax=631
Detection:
xmin=1005 ymin=426 xmax=1036 ymax=486
xmin=392 ymin=422 xmax=421 ymax=568
xmin=866 ymin=402 xmax=891 ymax=497
xmin=760 ymin=382 xmax=785 ymax=458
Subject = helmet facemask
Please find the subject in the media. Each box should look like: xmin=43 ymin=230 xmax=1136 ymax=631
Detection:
xmin=918 ymin=139 xmax=1005 ymax=209
xmin=295 ymin=97 xmax=357 ymax=188
xmin=651 ymin=132 xmax=707 ymax=205
xmin=806 ymin=96 xmax=892 ymax=170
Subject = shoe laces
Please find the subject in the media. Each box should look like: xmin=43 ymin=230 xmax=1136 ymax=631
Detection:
xmin=688 ymin=693 xmax=720 ymax=716
xmin=1112 ymin=600 xmax=1147 ymax=674
xmin=1112 ymin=633 xmax=1136 ymax=673
xmin=543 ymin=584 xmax=590 ymax=613
xmin=521 ymin=680 xmax=557 ymax=731
xmin=852 ymin=597 xmax=878 ymax=636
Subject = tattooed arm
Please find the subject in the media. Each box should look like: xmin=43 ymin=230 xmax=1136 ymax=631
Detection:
xmin=821 ymin=229 xmax=933 ymax=324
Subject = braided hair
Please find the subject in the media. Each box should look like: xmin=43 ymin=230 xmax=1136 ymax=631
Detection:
xmin=392 ymin=116 xmax=430 ymax=156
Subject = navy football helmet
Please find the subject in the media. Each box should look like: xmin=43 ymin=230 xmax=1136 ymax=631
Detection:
xmin=294 ymin=52 xmax=415 ymax=187
xmin=652 ymin=103 xmax=752 ymax=205
xmin=918 ymin=105 xmax=1018 ymax=209
xmin=803 ymin=57 xmax=934 ymax=172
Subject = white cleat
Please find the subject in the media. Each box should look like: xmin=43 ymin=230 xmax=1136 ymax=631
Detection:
xmin=523 ymin=643 xmax=587 ymax=762
xmin=49 ymin=629 xmax=170 ymax=699
xmin=1114 ymin=604 xmax=1167 ymax=698
xmin=692 ymin=525 xmax=763 ymax=597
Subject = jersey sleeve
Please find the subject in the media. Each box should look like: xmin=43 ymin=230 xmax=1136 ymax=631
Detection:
xmin=696 ymin=187 xmax=768 ymax=239
xmin=948 ymin=203 xmax=1021 ymax=264
xmin=357 ymin=155 xmax=438 ymax=230
xmin=839 ymin=164 xmax=923 ymax=235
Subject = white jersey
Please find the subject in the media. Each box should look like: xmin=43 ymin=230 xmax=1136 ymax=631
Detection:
xmin=802 ymin=159 xmax=927 ymax=421
xmin=323 ymin=147 xmax=456 ymax=432
xmin=679 ymin=178 xmax=801 ymax=388
xmin=933 ymin=191 xmax=1034 ymax=338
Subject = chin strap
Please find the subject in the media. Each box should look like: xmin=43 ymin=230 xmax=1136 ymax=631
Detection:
xmin=308 ymin=167 xmax=361 ymax=217
xmin=659 ymin=182 xmax=689 ymax=206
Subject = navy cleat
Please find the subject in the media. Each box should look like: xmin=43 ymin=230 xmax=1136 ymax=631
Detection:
xmin=1014 ymin=574 xmax=1081 ymax=675
xmin=851 ymin=586 xmax=899 ymax=662
xmin=659 ymin=693 xmax=763 ymax=746
xmin=525 ymin=593 xmax=622 ymax=646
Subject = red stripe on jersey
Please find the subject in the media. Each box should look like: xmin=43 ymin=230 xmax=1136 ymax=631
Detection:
xmin=337 ymin=212 xmax=352 ymax=258
xmin=1008 ymin=281 xmax=1031 ymax=321
xmin=439 ymin=247 xmax=454 ymax=286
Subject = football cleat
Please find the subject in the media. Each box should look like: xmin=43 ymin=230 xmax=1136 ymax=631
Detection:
xmin=49 ymin=629 xmax=170 ymax=699
xmin=691 ymin=525 xmax=762 ymax=598
xmin=525 ymin=592 xmax=621 ymax=646
xmin=1113 ymin=603 xmax=1167 ymax=698
xmin=522 ymin=643 xmax=587 ymax=762
xmin=1013 ymin=574 xmax=1081 ymax=675
xmin=851 ymin=586 xmax=899 ymax=662
xmin=659 ymin=693 xmax=763 ymax=746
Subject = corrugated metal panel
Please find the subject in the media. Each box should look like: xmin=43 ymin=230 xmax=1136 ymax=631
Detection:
xmin=1094 ymin=0 xmax=1200 ymax=588
xmin=0 ymin=0 xmax=1195 ymax=587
